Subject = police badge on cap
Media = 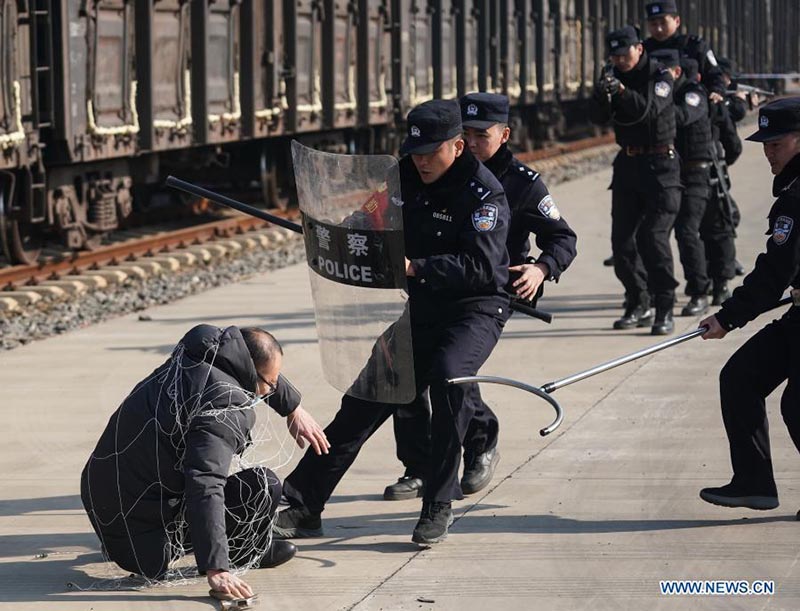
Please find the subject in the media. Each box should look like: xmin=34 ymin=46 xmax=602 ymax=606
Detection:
xmin=400 ymin=99 xmax=463 ymax=155
xmin=746 ymin=97 xmax=800 ymax=143
xmin=645 ymin=0 xmax=678 ymax=18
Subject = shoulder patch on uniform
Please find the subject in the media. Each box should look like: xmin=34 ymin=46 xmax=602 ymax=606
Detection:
xmin=655 ymin=81 xmax=672 ymax=98
xmin=706 ymin=49 xmax=718 ymax=67
xmin=472 ymin=203 xmax=499 ymax=232
xmin=685 ymin=92 xmax=701 ymax=107
xmin=537 ymin=194 xmax=561 ymax=221
xmin=469 ymin=178 xmax=492 ymax=201
xmin=773 ymin=215 xmax=794 ymax=245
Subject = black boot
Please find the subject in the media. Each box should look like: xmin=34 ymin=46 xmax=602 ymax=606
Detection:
xmin=272 ymin=505 xmax=323 ymax=539
xmin=680 ymin=295 xmax=709 ymax=317
xmin=651 ymin=307 xmax=674 ymax=335
xmin=411 ymin=501 xmax=454 ymax=546
xmin=461 ymin=447 xmax=500 ymax=495
xmin=734 ymin=260 xmax=746 ymax=276
xmin=613 ymin=304 xmax=653 ymax=330
xmin=383 ymin=474 xmax=426 ymax=501
xmin=603 ymin=255 xmax=614 ymax=267
xmin=712 ymin=281 xmax=731 ymax=305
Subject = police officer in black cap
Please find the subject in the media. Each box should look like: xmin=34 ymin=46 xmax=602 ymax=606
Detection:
xmin=698 ymin=97 xmax=800 ymax=511
xmin=590 ymin=25 xmax=680 ymax=335
xmin=644 ymin=0 xmax=726 ymax=104
xmin=275 ymin=99 xmax=512 ymax=546
xmin=383 ymin=92 xmax=578 ymax=502
xmin=718 ymin=58 xmax=750 ymax=123
xmin=650 ymin=50 xmax=713 ymax=317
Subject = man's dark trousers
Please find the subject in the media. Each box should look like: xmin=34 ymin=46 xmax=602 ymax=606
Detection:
xmin=675 ymin=165 xmax=712 ymax=297
xmin=283 ymin=308 xmax=505 ymax=511
xmin=611 ymin=153 xmax=681 ymax=309
xmin=718 ymin=314 xmax=800 ymax=496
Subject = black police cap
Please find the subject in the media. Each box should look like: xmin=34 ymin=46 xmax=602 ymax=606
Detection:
xmin=460 ymin=92 xmax=510 ymax=129
xmin=646 ymin=0 xmax=679 ymax=18
xmin=606 ymin=26 xmax=640 ymax=56
xmin=746 ymin=97 xmax=800 ymax=143
xmin=650 ymin=48 xmax=680 ymax=69
xmin=681 ymin=57 xmax=700 ymax=81
xmin=718 ymin=57 xmax=738 ymax=78
xmin=400 ymin=99 xmax=462 ymax=155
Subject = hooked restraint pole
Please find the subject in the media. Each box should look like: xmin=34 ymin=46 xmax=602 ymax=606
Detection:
xmin=449 ymin=296 xmax=794 ymax=437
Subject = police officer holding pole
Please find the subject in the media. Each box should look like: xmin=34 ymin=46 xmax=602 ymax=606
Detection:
xmin=384 ymin=93 xmax=578 ymax=501
xmin=590 ymin=26 xmax=680 ymax=335
xmin=274 ymin=99 xmax=512 ymax=545
xmin=699 ymin=98 xmax=800 ymax=510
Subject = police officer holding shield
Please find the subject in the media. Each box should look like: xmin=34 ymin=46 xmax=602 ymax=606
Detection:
xmin=384 ymin=92 xmax=578 ymax=501
xmin=275 ymin=99 xmax=512 ymax=545
xmin=590 ymin=26 xmax=680 ymax=335
xmin=699 ymin=98 xmax=800 ymax=510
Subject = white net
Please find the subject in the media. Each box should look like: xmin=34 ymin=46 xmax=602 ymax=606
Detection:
xmin=77 ymin=337 xmax=298 ymax=591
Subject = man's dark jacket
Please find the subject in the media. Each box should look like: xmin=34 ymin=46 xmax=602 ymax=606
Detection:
xmin=80 ymin=324 xmax=300 ymax=573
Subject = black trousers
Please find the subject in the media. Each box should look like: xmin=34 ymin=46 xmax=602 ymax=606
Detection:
xmin=675 ymin=166 xmax=712 ymax=297
xmin=718 ymin=314 xmax=800 ymax=496
xmin=283 ymin=308 xmax=505 ymax=511
xmin=701 ymin=191 xmax=737 ymax=284
xmin=392 ymin=385 xmax=499 ymax=478
xmin=610 ymin=153 xmax=681 ymax=310
xmin=82 ymin=467 xmax=281 ymax=578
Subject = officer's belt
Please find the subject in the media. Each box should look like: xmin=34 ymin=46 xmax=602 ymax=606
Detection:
xmin=683 ymin=160 xmax=711 ymax=170
xmin=624 ymin=145 xmax=674 ymax=157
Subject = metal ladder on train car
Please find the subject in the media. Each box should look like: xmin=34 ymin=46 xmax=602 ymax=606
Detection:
xmin=24 ymin=0 xmax=53 ymax=225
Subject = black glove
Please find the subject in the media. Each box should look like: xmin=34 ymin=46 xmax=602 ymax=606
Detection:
xmin=603 ymin=74 xmax=622 ymax=97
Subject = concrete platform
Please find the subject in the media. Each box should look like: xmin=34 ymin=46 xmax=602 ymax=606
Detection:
xmin=2 ymin=140 xmax=799 ymax=611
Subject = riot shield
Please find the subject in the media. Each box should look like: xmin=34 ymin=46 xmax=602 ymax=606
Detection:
xmin=291 ymin=141 xmax=415 ymax=404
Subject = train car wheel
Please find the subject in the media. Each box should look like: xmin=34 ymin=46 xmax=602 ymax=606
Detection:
xmin=6 ymin=218 xmax=43 ymax=265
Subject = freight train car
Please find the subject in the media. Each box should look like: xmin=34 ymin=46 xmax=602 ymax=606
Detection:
xmin=0 ymin=0 xmax=796 ymax=265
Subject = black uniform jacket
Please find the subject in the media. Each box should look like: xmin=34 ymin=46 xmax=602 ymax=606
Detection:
xmin=81 ymin=324 xmax=301 ymax=573
xmin=711 ymin=101 xmax=743 ymax=166
xmin=716 ymin=155 xmax=800 ymax=330
xmin=644 ymin=33 xmax=726 ymax=97
xmin=590 ymin=52 xmax=676 ymax=149
xmin=484 ymin=143 xmax=577 ymax=279
xmin=400 ymin=149 xmax=510 ymax=319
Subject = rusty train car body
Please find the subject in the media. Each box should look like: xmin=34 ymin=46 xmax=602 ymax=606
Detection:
xmin=0 ymin=0 xmax=797 ymax=264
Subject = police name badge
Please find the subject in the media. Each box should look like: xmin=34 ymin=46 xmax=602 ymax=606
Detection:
xmin=685 ymin=92 xmax=701 ymax=107
xmin=537 ymin=194 xmax=561 ymax=221
xmin=773 ymin=215 xmax=793 ymax=245
xmin=655 ymin=81 xmax=672 ymax=98
xmin=472 ymin=203 xmax=498 ymax=232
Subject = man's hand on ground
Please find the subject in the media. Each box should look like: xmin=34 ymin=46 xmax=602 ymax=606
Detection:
xmin=287 ymin=405 xmax=330 ymax=455
xmin=207 ymin=569 xmax=253 ymax=600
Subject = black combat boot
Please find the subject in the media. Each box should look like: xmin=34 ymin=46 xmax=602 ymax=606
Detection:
xmin=712 ymin=281 xmax=731 ymax=305
xmin=651 ymin=307 xmax=674 ymax=335
xmin=461 ymin=447 xmax=500 ymax=495
xmin=411 ymin=501 xmax=454 ymax=545
xmin=681 ymin=295 xmax=709 ymax=317
xmin=272 ymin=505 xmax=323 ymax=539
xmin=613 ymin=301 xmax=653 ymax=330
xmin=383 ymin=474 xmax=426 ymax=501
